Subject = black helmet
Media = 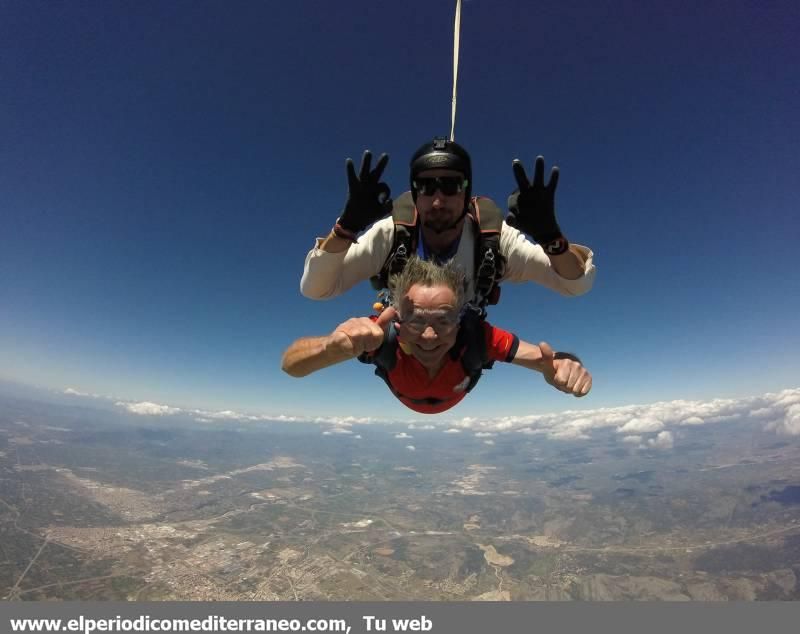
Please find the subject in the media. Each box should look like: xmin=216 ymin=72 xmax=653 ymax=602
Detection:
xmin=409 ymin=137 xmax=472 ymax=204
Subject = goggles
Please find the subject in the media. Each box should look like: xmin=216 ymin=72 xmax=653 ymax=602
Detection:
xmin=396 ymin=311 xmax=460 ymax=336
xmin=411 ymin=176 xmax=468 ymax=197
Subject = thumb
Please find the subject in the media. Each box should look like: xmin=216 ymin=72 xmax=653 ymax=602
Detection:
xmin=375 ymin=306 xmax=397 ymax=331
xmin=539 ymin=341 xmax=556 ymax=376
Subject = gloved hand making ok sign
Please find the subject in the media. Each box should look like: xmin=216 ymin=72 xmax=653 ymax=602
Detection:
xmin=506 ymin=156 xmax=569 ymax=255
xmin=334 ymin=150 xmax=392 ymax=242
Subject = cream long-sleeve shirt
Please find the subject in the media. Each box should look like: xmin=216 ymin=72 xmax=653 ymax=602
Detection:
xmin=301 ymin=216 xmax=596 ymax=300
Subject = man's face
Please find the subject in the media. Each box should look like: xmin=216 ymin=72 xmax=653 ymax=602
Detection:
xmin=413 ymin=169 xmax=467 ymax=235
xmin=396 ymin=283 xmax=461 ymax=370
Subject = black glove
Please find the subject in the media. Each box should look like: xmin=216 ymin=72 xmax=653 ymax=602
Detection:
xmin=337 ymin=150 xmax=392 ymax=238
xmin=506 ymin=156 xmax=565 ymax=248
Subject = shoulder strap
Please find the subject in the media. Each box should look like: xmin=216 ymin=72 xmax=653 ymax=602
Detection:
xmin=370 ymin=191 xmax=418 ymax=291
xmin=371 ymin=194 xmax=507 ymax=308
xmin=367 ymin=322 xmax=400 ymax=392
xmin=470 ymin=196 xmax=503 ymax=234
xmin=455 ymin=308 xmax=494 ymax=394
xmin=469 ymin=197 xmax=506 ymax=307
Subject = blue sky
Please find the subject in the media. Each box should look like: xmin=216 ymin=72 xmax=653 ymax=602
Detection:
xmin=2 ymin=0 xmax=798 ymax=422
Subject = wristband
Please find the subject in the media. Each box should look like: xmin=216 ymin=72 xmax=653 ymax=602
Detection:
xmin=543 ymin=236 xmax=569 ymax=256
xmin=333 ymin=222 xmax=358 ymax=243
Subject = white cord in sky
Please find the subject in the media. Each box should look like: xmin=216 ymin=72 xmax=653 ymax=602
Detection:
xmin=450 ymin=0 xmax=462 ymax=142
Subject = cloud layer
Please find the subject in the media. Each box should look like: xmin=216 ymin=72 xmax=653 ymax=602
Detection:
xmin=446 ymin=388 xmax=800 ymax=449
xmin=64 ymin=387 xmax=800 ymax=450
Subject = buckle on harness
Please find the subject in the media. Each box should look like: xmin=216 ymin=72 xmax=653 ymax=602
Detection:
xmin=371 ymin=243 xmax=410 ymax=292
xmin=477 ymin=249 xmax=496 ymax=281
xmin=461 ymin=299 xmax=487 ymax=321
xmin=391 ymin=243 xmax=409 ymax=274
xmin=474 ymin=249 xmax=498 ymax=307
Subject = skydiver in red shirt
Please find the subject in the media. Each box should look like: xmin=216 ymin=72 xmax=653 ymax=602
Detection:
xmin=282 ymin=257 xmax=591 ymax=414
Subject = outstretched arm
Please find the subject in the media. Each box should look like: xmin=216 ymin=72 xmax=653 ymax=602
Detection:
xmin=505 ymin=156 xmax=592 ymax=282
xmin=280 ymin=334 xmax=352 ymax=378
xmin=300 ymin=151 xmax=394 ymax=299
xmin=510 ymin=339 xmax=592 ymax=397
xmin=545 ymin=246 xmax=587 ymax=280
xmin=300 ymin=219 xmax=396 ymax=299
xmin=281 ymin=308 xmax=397 ymax=377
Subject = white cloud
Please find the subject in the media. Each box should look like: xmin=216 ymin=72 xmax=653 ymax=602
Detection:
xmin=114 ymin=400 xmax=389 ymax=427
xmin=622 ymin=435 xmax=642 ymax=444
xmin=448 ymin=388 xmax=800 ymax=443
xmin=327 ymin=427 xmax=354 ymax=435
xmin=117 ymin=401 xmax=182 ymax=416
xmin=774 ymin=391 xmax=800 ymax=408
xmin=618 ymin=417 xmax=664 ymax=434
xmin=198 ymin=409 xmax=250 ymax=420
xmin=64 ymin=388 xmax=105 ymax=399
xmin=594 ymin=411 xmax=637 ymax=426
xmin=91 ymin=386 xmax=800 ymax=445
xmin=765 ymin=403 xmax=800 ymax=436
xmin=483 ymin=440 xmax=495 ymax=446
xmin=648 ymin=431 xmax=674 ymax=450
xmin=394 ymin=432 xmax=412 ymax=439
xmin=550 ymin=427 xmax=591 ymax=441
xmin=705 ymin=414 xmax=740 ymax=424
xmin=406 ymin=445 xmax=416 ymax=451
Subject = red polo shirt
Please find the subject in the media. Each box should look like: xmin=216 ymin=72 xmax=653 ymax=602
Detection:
xmin=365 ymin=321 xmax=518 ymax=414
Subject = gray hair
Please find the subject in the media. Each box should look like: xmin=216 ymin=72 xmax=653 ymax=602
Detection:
xmin=389 ymin=257 xmax=467 ymax=312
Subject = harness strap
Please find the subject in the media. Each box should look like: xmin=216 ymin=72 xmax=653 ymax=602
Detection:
xmin=366 ymin=316 xmax=491 ymax=404
xmin=455 ymin=306 xmax=492 ymax=393
xmin=370 ymin=192 xmax=416 ymax=291
xmin=371 ymin=193 xmax=506 ymax=307
xmin=470 ymin=197 xmax=506 ymax=307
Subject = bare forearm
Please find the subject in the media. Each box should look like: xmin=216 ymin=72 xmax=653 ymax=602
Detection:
xmin=511 ymin=339 xmax=591 ymax=397
xmin=548 ymin=245 xmax=586 ymax=280
xmin=319 ymin=230 xmax=352 ymax=253
xmin=510 ymin=340 xmax=547 ymax=372
xmin=281 ymin=335 xmax=352 ymax=377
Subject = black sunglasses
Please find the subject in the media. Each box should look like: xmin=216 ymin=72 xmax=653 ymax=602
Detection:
xmin=412 ymin=176 xmax=468 ymax=197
